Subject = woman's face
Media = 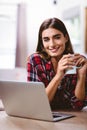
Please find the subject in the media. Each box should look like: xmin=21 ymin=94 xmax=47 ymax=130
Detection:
xmin=42 ymin=28 xmax=68 ymax=58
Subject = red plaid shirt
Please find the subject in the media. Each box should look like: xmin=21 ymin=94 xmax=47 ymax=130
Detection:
xmin=27 ymin=53 xmax=87 ymax=110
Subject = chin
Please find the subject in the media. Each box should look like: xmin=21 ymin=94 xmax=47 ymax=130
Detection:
xmin=50 ymin=52 xmax=62 ymax=57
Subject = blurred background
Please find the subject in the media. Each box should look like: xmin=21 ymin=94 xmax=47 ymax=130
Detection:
xmin=0 ymin=0 xmax=87 ymax=69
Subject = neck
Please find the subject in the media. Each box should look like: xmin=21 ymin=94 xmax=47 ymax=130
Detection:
xmin=51 ymin=56 xmax=61 ymax=73
xmin=51 ymin=55 xmax=62 ymax=62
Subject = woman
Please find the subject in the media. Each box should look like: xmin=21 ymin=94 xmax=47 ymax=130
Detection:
xmin=27 ymin=18 xmax=87 ymax=110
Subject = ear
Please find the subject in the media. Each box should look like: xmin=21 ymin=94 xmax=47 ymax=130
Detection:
xmin=65 ymin=34 xmax=68 ymax=42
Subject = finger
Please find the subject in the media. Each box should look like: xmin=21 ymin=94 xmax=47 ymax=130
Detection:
xmin=75 ymin=57 xmax=86 ymax=66
xmin=62 ymin=54 xmax=74 ymax=59
xmin=73 ymin=53 xmax=80 ymax=59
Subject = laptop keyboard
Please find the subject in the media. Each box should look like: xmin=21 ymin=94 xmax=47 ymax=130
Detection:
xmin=52 ymin=111 xmax=75 ymax=119
xmin=53 ymin=115 xmax=61 ymax=118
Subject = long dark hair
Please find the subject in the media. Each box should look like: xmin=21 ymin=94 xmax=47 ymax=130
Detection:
xmin=36 ymin=17 xmax=74 ymax=59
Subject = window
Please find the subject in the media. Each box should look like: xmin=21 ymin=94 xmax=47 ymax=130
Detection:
xmin=62 ymin=6 xmax=82 ymax=53
xmin=0 ymin=4 xmax=18 ymax=68
xmin=64 ymin=16 xmax=81 ymax=52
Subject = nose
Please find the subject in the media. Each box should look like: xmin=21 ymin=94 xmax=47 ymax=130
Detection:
xmin=50 ymin=39 xmax=55 ymax=47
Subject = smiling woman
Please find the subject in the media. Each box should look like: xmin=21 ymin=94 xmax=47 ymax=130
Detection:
xmin=27 ymin=17 xmax=87 ymax=111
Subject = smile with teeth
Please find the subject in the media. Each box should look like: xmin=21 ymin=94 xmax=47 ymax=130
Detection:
xmin=49 ymin=47 xmax=59 ymax=53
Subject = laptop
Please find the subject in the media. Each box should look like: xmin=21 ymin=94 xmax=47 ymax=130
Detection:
xmin=0 ymin=80 xmax=74 ymax=122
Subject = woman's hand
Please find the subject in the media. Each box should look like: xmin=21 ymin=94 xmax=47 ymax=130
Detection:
xmin=74 ymin=53 xmax=87 ymax=66
xmin=74 ymin=54 xmax=87 ymax=100
xmin=56 ymin=53 xmax=75 ymax=76
xmin=74 ymin=53 xmax=87 ymax=76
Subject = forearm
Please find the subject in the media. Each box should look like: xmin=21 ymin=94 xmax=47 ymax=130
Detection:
xmin=46 ymin=74 xmax=63 ymax=102
xmin=75 ymin=75 xmax=86 ymax=100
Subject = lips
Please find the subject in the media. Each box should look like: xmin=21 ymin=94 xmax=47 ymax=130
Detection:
xmin=49 ymin=47 xmax=59 ymax=53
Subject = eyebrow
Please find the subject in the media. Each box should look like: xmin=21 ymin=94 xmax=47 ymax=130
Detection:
xmin=42 ymin=33 xmax=61 ymax=39
xmin=53 ymin=34 xmax=61 ymax=37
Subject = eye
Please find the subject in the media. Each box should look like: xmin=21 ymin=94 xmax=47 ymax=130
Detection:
xmin=43 ymin=37 xmax=49 ymax=42
xmin=54 ymin=35 xmax=61 ymax=39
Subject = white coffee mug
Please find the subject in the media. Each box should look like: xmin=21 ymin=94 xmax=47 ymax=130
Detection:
xmin=65 ymin=66 xmax=77 ymax=74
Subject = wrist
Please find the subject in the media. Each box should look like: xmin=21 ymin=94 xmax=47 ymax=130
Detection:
xmin=77 ymin=74 xmax=86 ymax=81
xmin=55 ymin=73 xmax=63 ymax=82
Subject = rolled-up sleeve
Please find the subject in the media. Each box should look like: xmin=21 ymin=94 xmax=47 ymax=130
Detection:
xmin=62 ymin=75 xmax=85 ymax=110
xmin=70 ymin=95 xmax=84 ymax=110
